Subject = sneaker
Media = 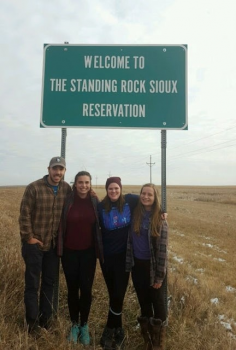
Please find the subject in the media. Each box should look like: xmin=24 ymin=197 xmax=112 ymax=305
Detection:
xmin=79 ymin=323 xmax=90 ymax=345
xmin=114 ymin=328 xmax=125 ymax=349
xmin=67 ymin=324 xmax=80 ymax=344
xmin=100 ymin=327 xmax=115 ymax=350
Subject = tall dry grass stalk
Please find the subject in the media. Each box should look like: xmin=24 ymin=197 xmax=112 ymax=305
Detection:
xmin=0 ymin=185 xmax=235 ymax=349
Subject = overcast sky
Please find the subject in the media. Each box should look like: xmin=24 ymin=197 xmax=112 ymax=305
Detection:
xmin=1 ymin=0 xmax=235 ymax=187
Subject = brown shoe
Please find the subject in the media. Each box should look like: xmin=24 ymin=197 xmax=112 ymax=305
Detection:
xmin=137 ymin=317 xmax=152 ymax=350
xmin=149 ymin=318 xmax=166 ymax=350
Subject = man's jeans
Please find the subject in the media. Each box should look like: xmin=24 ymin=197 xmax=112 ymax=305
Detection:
xmin=22 ymin=241 xmax=59 ymax=328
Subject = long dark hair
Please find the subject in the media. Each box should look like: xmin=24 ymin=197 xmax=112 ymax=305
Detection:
xmin=72 ymin=171 xmax=92 ymax=191
xmin=102 ymin=183 xmax=125 ymax=213
xmin=133 ymin=183 xmax=162 ymax=237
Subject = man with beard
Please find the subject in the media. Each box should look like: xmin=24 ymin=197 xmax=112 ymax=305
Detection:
xmin=19 ymin=156 xmax=72 ymax=334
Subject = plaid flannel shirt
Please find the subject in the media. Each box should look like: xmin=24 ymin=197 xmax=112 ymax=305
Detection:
xmin=126 ymin=219 xmax=168 ymax=285
xmin=19 ymin=175 xmax=72 ymax=251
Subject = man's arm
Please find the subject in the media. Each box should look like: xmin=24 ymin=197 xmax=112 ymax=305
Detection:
xmin=19 ymin=185 xmax=43 ymax=246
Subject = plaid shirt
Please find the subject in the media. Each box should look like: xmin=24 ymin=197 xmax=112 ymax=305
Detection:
xmin=57 ymin=191 xmax=104 ymax=262
xmin=19 ymin=175 xmax=72 ymax=251
xmin=126 ymin=219 xmax=168 ymax=285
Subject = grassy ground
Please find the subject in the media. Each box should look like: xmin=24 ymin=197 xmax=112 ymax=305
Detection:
xmin=0 ymin=185 xmax=235 ymax=349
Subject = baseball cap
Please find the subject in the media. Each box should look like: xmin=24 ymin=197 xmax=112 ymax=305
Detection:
xmin=49 ymin=156 xmax=66 ymax=168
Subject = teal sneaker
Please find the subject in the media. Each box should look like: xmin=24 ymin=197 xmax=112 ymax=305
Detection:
xmin=79 ymin=323 xmax=90 ymax=345
xmin=67 ymin=324 xmax=80 ymax=344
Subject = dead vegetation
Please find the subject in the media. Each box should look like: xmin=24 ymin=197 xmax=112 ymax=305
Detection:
xmin=0 ymin=185 xmax=236 ymax=349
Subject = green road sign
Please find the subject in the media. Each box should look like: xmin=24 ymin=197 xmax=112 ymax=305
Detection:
xmin=40 ymin=44 xmax=187 ymax=129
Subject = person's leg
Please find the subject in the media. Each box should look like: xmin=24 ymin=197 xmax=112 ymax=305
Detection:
xmin=105 ymin=252 xmax=130 ymax=349
xmin=78 ymin=248 xmax=96 ymax=326
xmin=39 ymin=244 xmax=59 ymax=328
xmin=78 ymin=248 xmax=96 ymax=345
xmin=21 ymin=242 xmax=43 ymax=331
xmin=100 ymin=254 xmax=115 ymax=325
xmin=61 ymin=249 xmax=81 ymax=343
xmin=100 ymin=255 xmax=116 ymax=349
xmin=149 ymin=275 xmax=168 ymax=350
xmin=105 ymin=252 xmax=130 ymax=329
xmin=132 ymin=258 xmax=153 ymax=348
xmin=61 ymin=248 xmax=80 ymax=324
xmin=132 ymin=258 xmax=153 ymax=318
xmin=151 ymin=274 xmax=167 ymax=322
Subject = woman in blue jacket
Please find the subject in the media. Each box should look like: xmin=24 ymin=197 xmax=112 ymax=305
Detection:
xmin=98 ymin=177 xmax=139 ymax=350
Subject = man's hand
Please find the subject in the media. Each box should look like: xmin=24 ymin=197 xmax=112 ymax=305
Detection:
xmin=27 ymin=237 xmax=43 ymax=247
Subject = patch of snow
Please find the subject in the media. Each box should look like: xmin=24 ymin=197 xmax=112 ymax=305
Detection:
xmin=217 ymin=249 xmax=227 ymax=254
xmin=218 ymin=315 xmax=236 ymax=339
xmin=203 ymin=243 xmax=214 ymax=248
xmin=202 ymin=243 xmax=227 ymax=255
xmin=186 ymin=276 xmax=198 ymax=285
xmin=211 ymin=298 xmax=219 ymax=305
xmin=172 ymin=256 xmax=184 ymax=264
xmin=220 ymin=321 xmax=232 ymax=331
xmin=213 ymin=258 xmax=226 ymax=262
xmin=196 ymin=268 xmax=205 ymax=273
xmin=169 ymin=267 xmax=177 ymax=272
xmin=226 ymin=286 xmax=236 ymax=293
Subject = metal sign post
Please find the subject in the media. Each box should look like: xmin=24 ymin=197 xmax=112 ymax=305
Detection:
xmin=161 ymin=130 xmax=168 ymax=328
xmin=161 ymin=130 xmax=167 ymax=212
xmin=53 ymin=127 xmax=67 ymax=316
xmin=61 ymin=127 xmax=67 ymax=159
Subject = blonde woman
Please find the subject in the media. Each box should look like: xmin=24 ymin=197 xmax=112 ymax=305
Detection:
xmin=126 ymin=183 xmax=168 ymax=350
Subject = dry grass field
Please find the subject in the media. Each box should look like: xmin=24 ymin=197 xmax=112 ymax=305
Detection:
xmin=0 ymin=185 xmax=236 ymax=350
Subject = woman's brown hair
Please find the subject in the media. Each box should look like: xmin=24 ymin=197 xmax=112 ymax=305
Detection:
xmin=133 ymin=183 xmax=162 ymax=237
xmin=102 ymin=193 xmax=125 ymax=213
xmin=72 ymin=171 xmax=92 ymax=191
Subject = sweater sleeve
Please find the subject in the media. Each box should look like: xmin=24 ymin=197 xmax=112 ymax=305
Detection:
xmin=19 ymin=184 xmax=36 ymax=242
xmin=125 ymin=193 xmax=139 ymax=215
xmin=154 ymin=220 xmax=168 ymax=284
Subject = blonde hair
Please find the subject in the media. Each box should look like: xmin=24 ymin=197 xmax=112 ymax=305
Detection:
xmin=133 ymin=183 xmax=162 ymax=237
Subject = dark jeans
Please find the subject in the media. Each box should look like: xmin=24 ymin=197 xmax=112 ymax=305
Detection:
xmin=61 ymin=247 xmax=96 ymax=326
xmin=100 ymin=252 xmax=130 ymax=328
xmin=22 ymin=242 xmax=59 ymax=328
xmin=132 ymin=258 xmax=167 ymax=322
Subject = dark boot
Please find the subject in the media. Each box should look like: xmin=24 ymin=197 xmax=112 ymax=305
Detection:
xmin=149 ymin=318 xmax=166 ymax=350
xmin=114 ymin=327 xmax=125 ymax=349
xmin=137 ymin=316 xmax=151 ymax=350
xmin=159 ymin=325 xmax=166 ymax=350
xmin=100 ymin=326 xmax=115 ymax=350
xmin=39 ymin=315 xmax=51 ymax=330
xmin=28 ymin=320 xmax=42 ymax=338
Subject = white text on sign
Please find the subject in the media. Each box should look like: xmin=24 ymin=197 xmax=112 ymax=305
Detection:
xmin=50 ymin=79 xmax=178 ymax=94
